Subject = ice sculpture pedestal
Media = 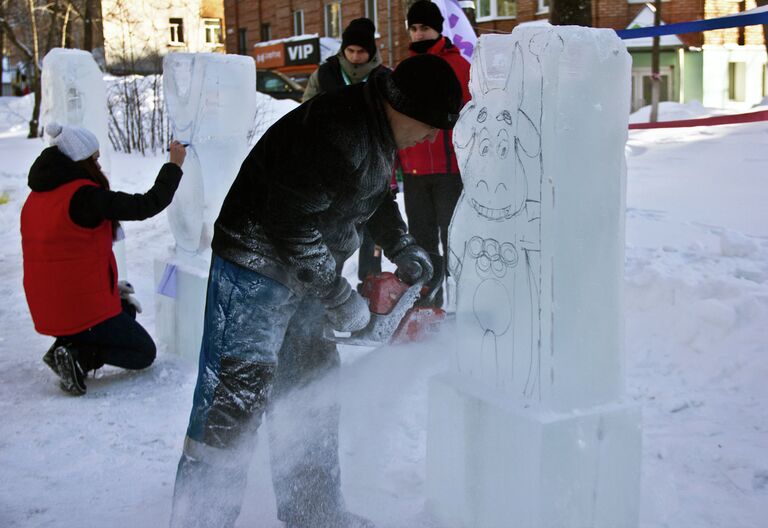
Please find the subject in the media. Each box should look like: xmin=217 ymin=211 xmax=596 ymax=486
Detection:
xmin=154 ymin=255 xmax=209 ymax=360
xmin=427 ymin=373 xmax=641 ymax=528
xmin=428 ymin=26 xmax=641 ymax=527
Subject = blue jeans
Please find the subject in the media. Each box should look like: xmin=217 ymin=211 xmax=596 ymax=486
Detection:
xmin=171 ymin=255 xmax=345 ymax=528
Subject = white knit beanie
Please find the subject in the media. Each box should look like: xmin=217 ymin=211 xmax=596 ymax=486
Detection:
xmin=46 ymin=122 xmax=100 ymax=161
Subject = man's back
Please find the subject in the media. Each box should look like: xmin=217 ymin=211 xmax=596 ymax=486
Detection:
xmin=213 ymin=77 xmax=405 ymax=295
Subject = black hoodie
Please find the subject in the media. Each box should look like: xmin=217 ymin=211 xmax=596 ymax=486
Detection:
xmin=27 ymin=147 xmax=182 ymax=228
xmin=212 ymin=71 xmax=408 ymax=299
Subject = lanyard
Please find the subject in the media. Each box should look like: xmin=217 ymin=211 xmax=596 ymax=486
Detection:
xmin=341 ymin=68 xmax=368 ymax=86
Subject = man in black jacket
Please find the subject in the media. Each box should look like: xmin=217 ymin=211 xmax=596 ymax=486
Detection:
xmin=170 ymin=55 xmax=463 ymax=528
xmin=302 ymin=17 xmax=393 ymax=291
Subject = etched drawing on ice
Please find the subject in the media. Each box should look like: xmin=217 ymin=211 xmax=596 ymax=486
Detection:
xmin=449 ymin=31 xmax=560 ymax=399
xmin=163 ymin=53 xmax=256 ymax=254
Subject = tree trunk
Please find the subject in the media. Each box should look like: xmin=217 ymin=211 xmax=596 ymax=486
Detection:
xmin=83 ymin=0 xmax=93 ymax=51
xmin=27 ymin=0 xmax=41 ymax=138
xmin=1 ymin=24 xmax=5 ymax=95
xmin=650 ymin=0 xmax=662 ymax=123
xmin=550 ymin=0 xmax=593 ymax=27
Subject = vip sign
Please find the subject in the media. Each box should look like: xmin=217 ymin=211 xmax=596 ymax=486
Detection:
xmin=285 ymin=38 xmax=319 ymax=66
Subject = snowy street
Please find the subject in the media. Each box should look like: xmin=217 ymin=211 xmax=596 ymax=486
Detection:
xmin=0 ymin=96 xmax=767 ymax=527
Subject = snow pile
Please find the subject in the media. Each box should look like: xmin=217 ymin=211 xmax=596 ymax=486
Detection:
xmin=0 ymin=94 xmax=33 ymax=136
xmin=628 ymin=100 xmax=729 ymax=123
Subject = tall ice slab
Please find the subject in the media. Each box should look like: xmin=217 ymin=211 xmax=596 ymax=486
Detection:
xmin=155 ymin=53 xmax=256 ymax=358
xmin=428 ymin=26 xmax=641 ymax=527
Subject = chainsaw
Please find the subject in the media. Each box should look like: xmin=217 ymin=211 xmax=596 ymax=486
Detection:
xmin=325 ymin=271 xmax=446 ymax=347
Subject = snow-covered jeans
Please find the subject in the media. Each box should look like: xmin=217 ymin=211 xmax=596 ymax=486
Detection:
xmin=170 ymin=255 xmax=345 ymax=528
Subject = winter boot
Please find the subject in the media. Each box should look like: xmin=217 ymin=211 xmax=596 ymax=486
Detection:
xmin=53 ymin=345 xmax=87 ymax=396
xmin=42 ymin=340 xmax=61 ymax=375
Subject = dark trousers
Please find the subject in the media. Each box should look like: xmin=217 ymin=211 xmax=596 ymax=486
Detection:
xmin=171 ymin=256 xmax=343 ymax=528
xmin=403 ymin=173 xmax=463 ymax=305
xmin=357 ymin=225 xmax=381 ymax=283
xmin=57 ymin=301 xmax=156 ymax=372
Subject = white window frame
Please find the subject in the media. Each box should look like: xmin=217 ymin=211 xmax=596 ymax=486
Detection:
xmin=293 ymin=9 xmax=305 ymax=36
xmin=537 ymin=0 xmax=549 ymax=15
xmin=476 ymin=0 xmax=517 ymax=22
xmin=168 ymin=18 xmax=185 ymax=45
xmin=365 ymin=0 xmax=379 ymax=34
xmin=203 ymin=18 xmax=223 ymax=46
xmin=324 ymin=3 xmax=342 ymax=38
xmin=630 ymin=66 xmax=674 ymax=111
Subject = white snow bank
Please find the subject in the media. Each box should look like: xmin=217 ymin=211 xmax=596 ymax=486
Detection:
xmin=629 ymin=100 xmax=728 ymax=123
xmin=0 ymin=94 xmax=34 ymax=136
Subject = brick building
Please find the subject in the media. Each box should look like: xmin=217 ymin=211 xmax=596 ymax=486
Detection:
xmin=473 ymin=0 xmax=767 ymax=110
xmin=224 ymin=0 xmax=767 ymax=109
xmin=223 ymin=0 xmax=416 ymax=83
xmin=102 ymin=0 xmax=227 ymax=73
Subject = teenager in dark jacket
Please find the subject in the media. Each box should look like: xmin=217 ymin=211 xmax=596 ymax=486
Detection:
xmin=302 ymin=18 xmax=386 ymax=102
xmin=21 ymin=123 xmax=186 ymax=396
xmin=302 ymin=17 xmax=395 ymax=288
xmin=398 ymin=0 xmax=471 ymax=308
xmin=170 ymin=55 xmax=463 ymax=528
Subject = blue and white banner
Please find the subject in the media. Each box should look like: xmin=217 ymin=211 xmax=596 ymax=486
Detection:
xmin=432 ymin=0 xmax=477 ymax=60
xmin=617 ymin=5 xmax=768 ymax=39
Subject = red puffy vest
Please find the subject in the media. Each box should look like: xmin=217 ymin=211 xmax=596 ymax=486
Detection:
xmin=21 ymin=179 xmax=121 ymax=336
xmin=397 ymin=38 xmax=471 ymax=177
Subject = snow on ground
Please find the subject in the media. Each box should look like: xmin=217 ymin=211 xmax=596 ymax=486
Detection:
xmin=0 ymin=100 xmax=766 ymax=528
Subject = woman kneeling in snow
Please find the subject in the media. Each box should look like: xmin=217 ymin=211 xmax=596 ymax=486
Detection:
xmin=20 ymin=123 xmax=186 ymax=396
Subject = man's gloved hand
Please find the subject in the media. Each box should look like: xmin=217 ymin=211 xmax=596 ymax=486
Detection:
xmin=117 ymin=280 xmax=143 ymax=314
xmin=322 ymin=277 xmax=371 ymax=332
xmin=390 ymin=235 xmax=434 ymax=285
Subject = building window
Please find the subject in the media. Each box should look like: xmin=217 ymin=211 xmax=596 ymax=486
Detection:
xmin=169 ymin=18 xmax=184 ymax=45
xmin=537 ymin=0 xmax=549 ymax=13
xmin=477 ymin=0 xmax=517 ymax=20
xmin=325 ymin=3 xmax=342 ymax=38
xmin=238 ymin=28 xmax=248 ymax=55
xmin=630 ymin=67 xmax=673 ymax=111
xmin=763 ymin=64 xmax=767 ymax=97
xmin=728 ymin=62 xmax=746 ymax=102
xmin=293 ymin=10 xmax=305 ymax=36
xmin=365 ymin=0 xmax=378 ymax=31
xmin=260 ymin=23 xmax=271 ymax=42
xmin=203 ymin=18 xmax=223 ymax=45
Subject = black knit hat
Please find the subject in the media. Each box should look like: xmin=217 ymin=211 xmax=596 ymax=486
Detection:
xmin=407 ymin=1 xmax=444 ymax=33
xmin=382 ymin=54 xmax=462 ymax=130
xmin=341 ymin=18 xmax=377 ymax=59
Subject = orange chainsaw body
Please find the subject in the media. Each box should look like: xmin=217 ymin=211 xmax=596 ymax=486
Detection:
xmin=359 ymin=272 xmax=446 ymax=344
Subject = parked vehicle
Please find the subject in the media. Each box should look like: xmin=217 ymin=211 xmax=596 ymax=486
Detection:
xmin=256 ymin=69 xmax=304 ymax=102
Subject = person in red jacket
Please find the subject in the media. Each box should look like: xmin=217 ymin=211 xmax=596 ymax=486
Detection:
xmin=21 ymin=122 xmax=186 ymax=396
xmin=398 ymin=0 xmax=471 ymax=308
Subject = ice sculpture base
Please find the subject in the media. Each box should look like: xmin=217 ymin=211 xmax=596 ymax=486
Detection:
xmin=153 ymin=254 xmax=209 ymax=361
xmin=426 ymin=372 xmax=641 ymax=528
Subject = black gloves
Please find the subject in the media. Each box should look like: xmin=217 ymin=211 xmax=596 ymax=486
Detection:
xmin=389 ymin=235 xmax=433 ymax=285
xmin=322 ymin=277 xmax=371 ymax=332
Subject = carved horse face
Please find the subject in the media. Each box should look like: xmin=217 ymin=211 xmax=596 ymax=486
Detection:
xmin=453 ymin=33 xmax=544 ymax=222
